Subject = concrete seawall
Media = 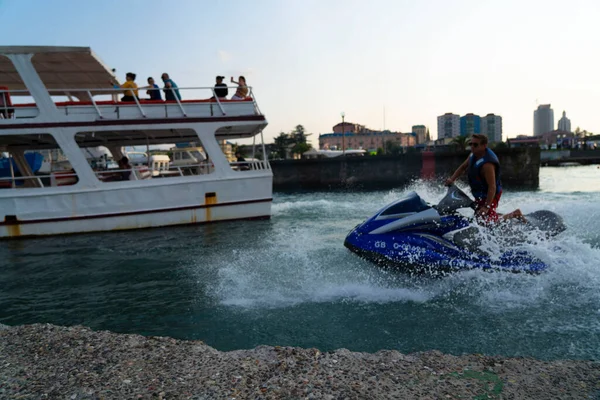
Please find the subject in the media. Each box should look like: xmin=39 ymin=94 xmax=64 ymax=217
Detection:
xmin=271 ymin=148 xmax=540 ymax=190
xmin=541 ymin=149 xmax=600 ymax=166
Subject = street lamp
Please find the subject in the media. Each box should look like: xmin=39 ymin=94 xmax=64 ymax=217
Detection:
xmin=341 ymin=112 xmax=345 ymax=156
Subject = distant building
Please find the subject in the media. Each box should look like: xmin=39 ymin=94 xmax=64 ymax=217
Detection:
xmin=481 ymin=114 xmax=503 ymax=143
xmin=557 ymin=111 xmax=571 ymax=132
xmin=459 ymin=114 xmax=481 ymax=136
xmin=534 ymin=104 xmax=554 ymax=136
xmin=332 ymin=122 xmax=370 ymax=134
xmin=437 ymin=113 xmax=460 ymax=139
xmin=319 ymin=130 xmax=415 ymax=152
xmin=411 ymin=125 xmax=428 ymax=144
xmin=540 ymin=130 xmax=575 ymax=148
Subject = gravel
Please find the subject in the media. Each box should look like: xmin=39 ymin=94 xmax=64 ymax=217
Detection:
xmin=0 ymin=323 xmax=598 ymax=399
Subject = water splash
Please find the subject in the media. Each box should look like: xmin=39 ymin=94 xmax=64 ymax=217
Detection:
xmin=210 ymin=177 xmax=600 ymax=319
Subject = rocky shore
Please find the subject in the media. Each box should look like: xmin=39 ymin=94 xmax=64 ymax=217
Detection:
xmin=0 ymin=324 xmax=598 ymax=399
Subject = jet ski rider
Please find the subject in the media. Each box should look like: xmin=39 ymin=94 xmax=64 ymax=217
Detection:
xmin=445 ymin=134 xmax=525 ymax=224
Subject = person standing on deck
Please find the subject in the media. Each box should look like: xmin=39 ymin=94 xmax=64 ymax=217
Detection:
xmin=116 ymin=72 xmax=139 ymax=102
xmin=161 ymin=73 xmax=181 ymax=100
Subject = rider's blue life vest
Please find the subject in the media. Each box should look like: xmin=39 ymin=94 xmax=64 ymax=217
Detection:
xmin=467 ymin=148 xmax=502 ymax=200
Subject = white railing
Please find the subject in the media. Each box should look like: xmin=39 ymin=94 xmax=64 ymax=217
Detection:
xmin=229 ymin=160 xmax=271 ymax=171
xmin=0 ymin=171 xmax=78 ymax=188
xmin=0 ymin=158 xmax=273 ymax=190
xmin=167 ymin=162 xmax=215 ymax=176
xmin=0 ymin=174 xmax=45 ymax=188
xmin=0 ymin=86 xmax=261 ymax=121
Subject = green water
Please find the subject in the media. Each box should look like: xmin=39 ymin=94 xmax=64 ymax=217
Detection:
xmin=1 ymin=166 xmax=600 ymax=360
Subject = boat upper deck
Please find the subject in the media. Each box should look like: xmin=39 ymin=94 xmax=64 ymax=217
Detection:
xmin=0 ymin=46 xmax=264 ymax=130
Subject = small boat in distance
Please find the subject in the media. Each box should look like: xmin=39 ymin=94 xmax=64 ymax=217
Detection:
xmin=0 ymin=46 xmax=272 ymax=238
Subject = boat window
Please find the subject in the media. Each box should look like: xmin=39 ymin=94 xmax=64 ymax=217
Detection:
xmin=74 ymin=129 xmax=216 ymax=182
xmin=380 ymin=194 xmax=430 ymax=216
xmin=0 ymin=133 xmax=78 ymax=189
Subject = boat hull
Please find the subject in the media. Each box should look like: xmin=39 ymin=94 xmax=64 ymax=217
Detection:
xmin=0 ymin=174 xmax=272 ymax=238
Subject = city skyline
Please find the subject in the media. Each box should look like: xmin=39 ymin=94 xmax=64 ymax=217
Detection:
xmin=0 ymin=0 xmax=598 ymax=144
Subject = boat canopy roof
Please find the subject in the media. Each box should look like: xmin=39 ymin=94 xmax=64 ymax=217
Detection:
xmin=0 ymin=46 xmax=117 ymax=96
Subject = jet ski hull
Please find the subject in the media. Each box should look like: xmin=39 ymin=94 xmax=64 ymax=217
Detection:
xmin=343 ymin=187 xmax=561 ymax=275
xmin=344 ymin=229 xmax=548 ymax=274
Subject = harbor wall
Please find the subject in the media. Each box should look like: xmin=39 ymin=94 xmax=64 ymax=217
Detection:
xmin=270 ymin=148 xmax=540 ymax=190
xmin=541 ymin=149 xmax=600 ymax=166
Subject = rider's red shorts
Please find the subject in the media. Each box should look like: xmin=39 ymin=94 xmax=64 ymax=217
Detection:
xmin=475 ymin=192 xmax=502 ymax=224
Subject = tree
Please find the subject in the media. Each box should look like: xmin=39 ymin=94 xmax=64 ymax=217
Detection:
xmin=292 ymin=142 xmax=312 ymax=156
xmin=292 ymin=125 xmax=307 ymax=144
xmin=451 ymin=135 xmax=469 ymax=151
xmin=273 ymin=132 xmax=290 ymax=159
xmin=385 ymin=140 xmax=402 ymax=156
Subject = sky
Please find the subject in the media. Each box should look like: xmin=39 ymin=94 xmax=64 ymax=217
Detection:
xmin=1 ymin=0 xmax=599 ymax=145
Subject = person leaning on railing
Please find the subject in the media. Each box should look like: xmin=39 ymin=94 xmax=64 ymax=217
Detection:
xmin=161 ymin=73 xmax=181 ymax=101
xmin=113 ymin=72 xmax=139 ymax=102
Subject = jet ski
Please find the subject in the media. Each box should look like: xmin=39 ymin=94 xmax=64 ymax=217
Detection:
xmin=344 ymin=185 xmax=566 ymax=274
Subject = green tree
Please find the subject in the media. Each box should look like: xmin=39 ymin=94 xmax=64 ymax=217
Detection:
xmin=385 ymin=140 xmax=402 ymax=155
xmin=451 ymin=135 xmax=469 ymax=151
xmin=376 ymin=147 xmax=384 ymax=155
xmin=274 ymin=132 xmax=290 ymax=159
xmin=292 ymin=125 xmax=307 ymax=144
xmin=292 ymin=142 xmax=312 ymax=156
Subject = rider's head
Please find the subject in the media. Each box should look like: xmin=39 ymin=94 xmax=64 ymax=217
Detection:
xmin=469 ymin=134 xmax=488 ymax=157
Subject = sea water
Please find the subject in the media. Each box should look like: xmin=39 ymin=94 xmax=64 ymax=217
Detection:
xmin=1 ymin=166 xmax=599 ymax=360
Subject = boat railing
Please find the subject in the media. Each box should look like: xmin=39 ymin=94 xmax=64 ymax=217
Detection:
xmin=0 ymin=86 xmax=262 ymax=122
xmin=229 ymin=160 xmax=271 ymax=171
xmin=0 ymin=171 xmax=79 ymax=188
xmin=0 ymin=158 xmax=272 ymax=189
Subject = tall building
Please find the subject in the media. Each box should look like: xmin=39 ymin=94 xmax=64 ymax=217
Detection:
xmin=460 ymin=114 xmax=481 ymax=136
xmin=411 ymin=125 xmax=427 ymax=144
xmin=481 ymin=114 xmax=503 ymax=143
xmin=557 ymin=111 xmax=571 ymax=132
xmin=534 ymin=104 xmax=554 ymax=136
xmin=437 ymin=113 xmax=460 ymax=139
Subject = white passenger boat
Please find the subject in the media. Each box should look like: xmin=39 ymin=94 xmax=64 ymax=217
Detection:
xmin=0 ymin=46 xmax=272 ymax=238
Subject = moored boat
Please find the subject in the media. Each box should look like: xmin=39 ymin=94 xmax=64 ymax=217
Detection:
xmin=0 ymin=46 xmax=272 ymax=238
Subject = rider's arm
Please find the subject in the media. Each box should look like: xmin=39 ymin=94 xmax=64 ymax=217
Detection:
xmin=481 ymin=163 xmax=496 ymax=208
xmin=446 ymin=157 xmax=469 ymax=185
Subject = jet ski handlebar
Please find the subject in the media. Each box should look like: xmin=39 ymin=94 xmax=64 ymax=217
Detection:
xmin=435 ymin=184 xmax=477 ymax=214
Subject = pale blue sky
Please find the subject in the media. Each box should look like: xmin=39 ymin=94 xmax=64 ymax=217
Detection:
xmin=1 ymin=0 xmax=599 ymax=143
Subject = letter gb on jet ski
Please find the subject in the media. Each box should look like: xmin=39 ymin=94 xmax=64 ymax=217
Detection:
xmin=344 ymin=185 xmax=566 ymax=275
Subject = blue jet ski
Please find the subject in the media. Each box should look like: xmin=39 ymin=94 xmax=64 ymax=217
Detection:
xmin=344 ymin=185 xmax=566 ymax=274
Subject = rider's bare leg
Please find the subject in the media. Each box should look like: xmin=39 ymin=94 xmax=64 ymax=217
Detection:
xmin=502 ymin=208 xmax=527 ymax=222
